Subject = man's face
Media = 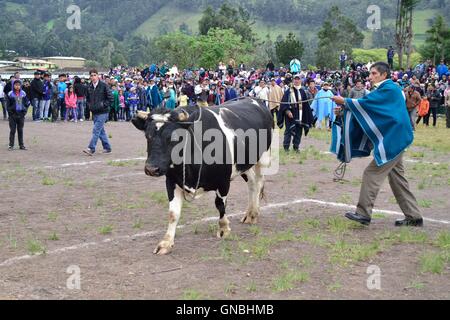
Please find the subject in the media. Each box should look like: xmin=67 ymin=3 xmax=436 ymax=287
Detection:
xmin=369 ymin=68 xmax=386 ymax=85
xmin=15 ymin=73 xmax=20 ymax=79
xmin=308 ymin=82 xmax=315 ymax=90
xmin=293 ymin=78 xmax=301 ymax=86
xmin=35 ymin=74 xmax=40 ymax=79
xmin=356 ymin=81 xmax=363 ymax=89
xmin=90 ymin=73 xmax=99 ymax=83
xmin=14 ymin=83 xmax=21 ymax=91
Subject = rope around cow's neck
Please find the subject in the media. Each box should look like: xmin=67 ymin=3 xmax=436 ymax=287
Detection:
xmin=182 ymin=106 xmax=204 ymax=202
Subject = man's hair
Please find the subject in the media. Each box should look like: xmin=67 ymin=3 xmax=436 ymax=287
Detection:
xmin=370 ymin=62 xmax=391 ymax=79
xmin=89 ymin=69 xmax=98 ymax=75
xmin=355 ymin=78 xmax=363 ymax=84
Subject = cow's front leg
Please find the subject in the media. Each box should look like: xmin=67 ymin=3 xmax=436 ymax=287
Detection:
xmin=154 ymin=181 xmax=183 ymax=255
xmin=216 ymin=187 xmax=231 ymax=239
xmin=242 ymin=166 xmax=264 ymax=225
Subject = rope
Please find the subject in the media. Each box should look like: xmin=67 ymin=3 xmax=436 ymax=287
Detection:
xmin=333 ymin=162 xmax=347 ymax=182
xmin=181 ymin=105 xmax=204 ymax=203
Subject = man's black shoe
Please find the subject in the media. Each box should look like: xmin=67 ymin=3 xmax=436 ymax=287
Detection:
xmin=19 ymin=146 xmax=27 ymax=150
xmin=345 ymin=212 xmax=371 ymax=226
xmin=395 ymin=218 xmax=423 ymax=227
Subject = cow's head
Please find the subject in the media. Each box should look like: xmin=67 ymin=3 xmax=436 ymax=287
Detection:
xmin=132 ymin=108 xmax=191 ymax=177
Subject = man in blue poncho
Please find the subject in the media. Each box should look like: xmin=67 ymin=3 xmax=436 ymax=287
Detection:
xmin=332 ymin=62 xmax=423 ymax=227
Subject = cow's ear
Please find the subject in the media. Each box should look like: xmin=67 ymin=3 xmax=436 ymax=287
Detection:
xmin=131 ymin=117 xmax=147 ymax=131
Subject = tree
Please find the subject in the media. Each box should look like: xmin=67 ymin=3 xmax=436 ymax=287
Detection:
xmin=315 ymin=7 xmax=364 ymax=69
xmin=196 ymin=28 xmax=253 ymax=69
xmin=275 ymin=33 xmax=304 ymax=65
xmin=419 ymin=15 xmax=450 ymax=64
xmin=395 ymin=0 xmax=421 ymax=69
xmin=198 ymin=3 xmax=255 ymax=42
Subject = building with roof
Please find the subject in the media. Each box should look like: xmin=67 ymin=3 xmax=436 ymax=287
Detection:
xmin=43 ymin=56 xmax=86 ymax=69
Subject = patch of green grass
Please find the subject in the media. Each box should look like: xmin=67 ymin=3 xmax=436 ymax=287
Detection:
xmin=298 ymin=233 xmax=327 ymax=247
xmin=327 ymin=281 xmax=342 ymax=293
xmin=298 ymin=255 xmax=313 ymax=268
xmin=63 ymin=178 xmax=75 ymax=187
xmin=41 ymin=175 xmax=56 ymax=186
xmin=98 ymin=225 xmax=113 ymax=235
xmin=107 ymin=160 xmax=139 ymax=167
xmin=132 ymin=219 xmax=143 ymax=229
xmin=181 ymin=289 xmax=204 ymax=300
xmin=220 ymin=242 xmax=233 ymax=261
xmin=306 ymin=184 xmax=318 ymax=197
xmin=406 ymin=281 xmax=425 ymax=290
xmin=337 ymin=194 xmax=353 ymax=204
xmin=377 ymin=228 xmax=428 ymax=245
xmin=224 ymin=283 xmax=238 ymax=295
xmin=27 ymin=239 xmax=46 ymax=255
xmin=417 ymin=179 xmax=427 ymax=190
xmin=409 ymin=151 xmax=425 ymax=159
xmin=148 ymin=191 xmax=167 ymax=206
xmin=372 ymin=213 xmax=386 ymax=220
xmin=271 ymin=271 xmax=309 ymax=292
xmin=6 ymin=231 xmax=18 ymax=249
xmin=47 ymin=211 xmax=58 ymax=222
xmin=420 ymin=251 xmax=448 ymax=274
xmin=418 ymin=199 xmax=432 ymax=208
xmin=302 ymin=218 xmax=321 ymax=229
xmin=435 ymin=231 xmax=450 ymax=250
xmin=329 ymin=240 xmax=382 ymax=266
xmin=248 ymin=225 xmax=261 ymax=236
xmin=48 ymin=232 xmax=59 ymax=241
xmin=327 ymin=216 xmax=363 ymax=235
xmin=246 ymin=282 xmax=257 ymax=293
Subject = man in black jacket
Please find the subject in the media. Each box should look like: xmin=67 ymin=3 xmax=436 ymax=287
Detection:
xmin=30 ymin=71 xmax=44 ymax=121
xmin=277 ymin=74 xmax=314 ymax=152
xmin=83 ymin=69 xmax=114 ymax=156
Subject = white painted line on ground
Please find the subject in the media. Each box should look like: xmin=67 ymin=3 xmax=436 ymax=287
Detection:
xmin=0 ymin=198 xmax=447 ymax=268
xmin=42 ymin=157 xmax=146 ymax=170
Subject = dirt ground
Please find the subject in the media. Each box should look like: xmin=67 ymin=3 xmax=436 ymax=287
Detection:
xmin=0 ymin=118 xmax=449 ymax=300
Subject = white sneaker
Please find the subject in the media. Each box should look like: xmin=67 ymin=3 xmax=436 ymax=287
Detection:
xmin=80 ymin=119 xmax=84 ymax=122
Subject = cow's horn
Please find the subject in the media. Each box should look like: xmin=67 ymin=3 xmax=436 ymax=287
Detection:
xmin=137 ymin=111 xmax=150 ymax=120
xmin=178 ymin=110 xmax=189 ymax=122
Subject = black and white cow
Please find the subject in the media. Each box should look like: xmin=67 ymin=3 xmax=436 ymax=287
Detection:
xmin=132 ymin=98 xmax=273 ymax=255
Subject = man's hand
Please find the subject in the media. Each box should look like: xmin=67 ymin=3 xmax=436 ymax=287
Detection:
xmin=331 ymin=96 xmax=345 ymax=105
xmin=287 ymin=111 xmax=293 ymax=119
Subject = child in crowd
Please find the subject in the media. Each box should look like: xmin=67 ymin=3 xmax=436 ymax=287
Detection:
xmin=64 ymin=84 xmax=78 ymax=122
xmin=7 ymin=80 xmax=30 ymax=150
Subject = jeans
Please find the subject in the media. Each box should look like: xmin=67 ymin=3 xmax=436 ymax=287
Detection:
xmin=65 ymin=108 xmax=78 ymax=121
xmin=88 ymin=113 xmax=112 ymax=152
xmin=119 ymin=108 xmax=126 ymax=121
xmin=39 ymin=100 xmax=51 ymax=119
xmin=9 ymin=114 xmax=25 ymax=147
xmin=0 ymin=98 xmax=6 ymax=119
xmin=76 ymin=98 xmax=86 ymax=120
xmin=32 ymin=98 xmax=40 ymax=121
xmin=408 ymin=109 xmax=417 ymax=130
xmin=283 ymin=123 xmax=303 ymax=151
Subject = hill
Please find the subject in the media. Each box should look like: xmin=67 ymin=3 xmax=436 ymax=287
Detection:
xmin=0 ymin=0 xmax=448 ymax=66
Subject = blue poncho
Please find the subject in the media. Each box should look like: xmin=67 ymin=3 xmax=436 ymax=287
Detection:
xmin=331 ymin=79 xmax=414 ymax=167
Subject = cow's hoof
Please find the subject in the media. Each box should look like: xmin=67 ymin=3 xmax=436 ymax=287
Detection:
xmin=153 ymin=241 xmax=173 ymax=255
xmin=241 ymin=215 xmax=258 ymax=225
xmin=217 ymin=227 xmax=231 ymax=239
